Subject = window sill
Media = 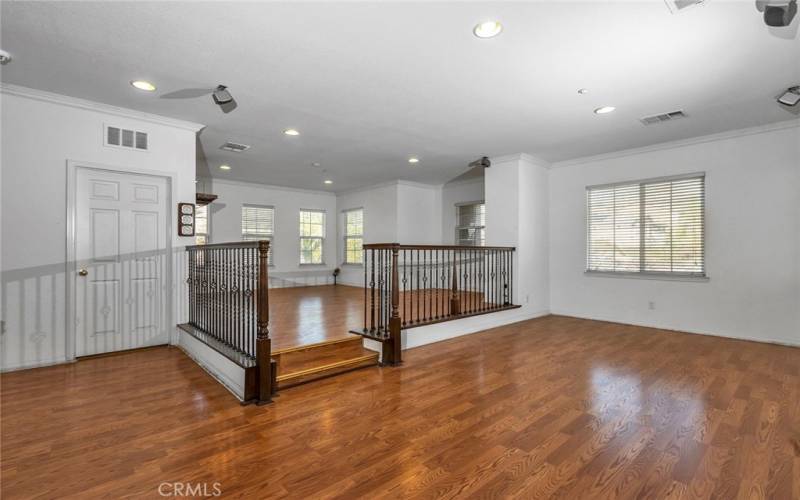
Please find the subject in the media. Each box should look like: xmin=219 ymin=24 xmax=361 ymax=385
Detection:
xmin=341 ymin=263 xmax=364 ymax=267
xmin=584 ymin=271 xmax=709 ymax=283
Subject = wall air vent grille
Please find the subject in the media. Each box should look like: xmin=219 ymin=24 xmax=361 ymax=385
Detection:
xmin=105 ymin=125 xmax=148 ymax=151
xmin=640 ymin=110 xmax=687 ymax=125
xmin=220 ymin=141 xmax=251 ymax=152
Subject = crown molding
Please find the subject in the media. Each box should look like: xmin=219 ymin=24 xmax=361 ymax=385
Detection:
xmin=490 ymin=152 xmax=552 ymax=168
xmin=551 ymin=119 xmax=800 ymax=169
xmin=396 ymin=179 xmax=441 ymax=191
xmin=0 ymin=82 xmax=205 ymax=133
xmin=203 ymin=177 xmax=336 ymax=197
xmin=442 ymin=176 xmax=485 ymax=188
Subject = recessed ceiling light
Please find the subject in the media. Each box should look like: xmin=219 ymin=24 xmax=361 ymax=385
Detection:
xmin=577 ymin=88 xmax=589 ymax=95
xmin=311 ymin=162 xmax=321 ymax=168
xmin=284 ymin=129 xmax=300 ymax=136
xmin=324 ymin=179 xmax=333 ymax=185
xmin=594 ymin=106 xmax=616 ymax=114
xmin=473 ymin=20 xmax=503 ymax=39
xmin=219 ymin=165 xmax=231 ymax=170
xmin=130 ymin=80 xmax=156 ymax=92
xmin=408 ymin=157 xmax=420 ymax=164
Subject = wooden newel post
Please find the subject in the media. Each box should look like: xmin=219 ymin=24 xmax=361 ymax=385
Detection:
xmin=256 ymin=240 xmax=273 ymax=404
xmin=450 ymin=251 xmax=461 ymax=316
xmin=384 ymin=245 xmax=402 ymax=365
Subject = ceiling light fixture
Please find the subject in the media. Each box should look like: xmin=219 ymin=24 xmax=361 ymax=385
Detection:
xmin=219 ymin=165 xmax=231 ymax=170
xmin=594 ymin=106 xmax=616 ymax=114
xmin=408 ymin=157 xmax=420 ymax=164
xmin=131 ymin=80 xmax=156 ymax=92
xmin=324 ymin=179 xmax=333 ymax=185
xmin=777 ymin=86 xmax=800 ymax=106
xmin=284 ymin=129 xmax=300 ymax=136
xmin=0 ymin=49 xmax=11 ymax=65
xmin=577 ymin=88 xmax=589 ymax=95
xmin=473 ymin=20 xmax=503 ymax=38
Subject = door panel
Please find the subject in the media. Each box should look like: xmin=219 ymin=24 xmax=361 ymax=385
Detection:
xmin=75 ymin=168 xmax=169 ymax=357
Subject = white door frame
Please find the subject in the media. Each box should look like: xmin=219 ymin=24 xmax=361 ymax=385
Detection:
xmin=66 ymin=160 xmax=176 ymax=361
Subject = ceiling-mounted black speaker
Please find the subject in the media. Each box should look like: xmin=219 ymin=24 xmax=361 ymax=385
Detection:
xmin=763 ymin=0 xmax=797 ymax=26
xmin=468 ymin=156 xmax=491 ymax=169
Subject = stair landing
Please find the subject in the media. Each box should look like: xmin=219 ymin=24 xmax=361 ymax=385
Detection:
xmin=273 ymin=335 xmax=378 ymax=389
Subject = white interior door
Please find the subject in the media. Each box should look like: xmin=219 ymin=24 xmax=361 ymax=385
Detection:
xmin=74 ymin=168 xmax=169 ymax=356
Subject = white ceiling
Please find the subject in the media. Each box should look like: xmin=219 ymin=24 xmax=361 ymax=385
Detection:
xmin=2 ymin=1 xmax=798 ymax=192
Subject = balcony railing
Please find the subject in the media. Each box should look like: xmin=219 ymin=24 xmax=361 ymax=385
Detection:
xmin=181 ymin=241 xmax=273 ymax=404
xmin=352 ymin=244 xmax=519 ymax=364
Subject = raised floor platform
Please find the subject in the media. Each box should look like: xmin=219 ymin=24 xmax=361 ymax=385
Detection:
xmin=269 ymin=284 xmax=364 ymax=351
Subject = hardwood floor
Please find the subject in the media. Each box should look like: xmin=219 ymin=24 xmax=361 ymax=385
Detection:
xmin=269 ymin=285 xmax=363 ymax=351
xmin=2 ymin=315 xmax=798 ymax=498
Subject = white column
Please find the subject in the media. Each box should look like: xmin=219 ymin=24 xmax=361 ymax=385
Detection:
xmin=485 ymin=154 xmax=550 ymax=315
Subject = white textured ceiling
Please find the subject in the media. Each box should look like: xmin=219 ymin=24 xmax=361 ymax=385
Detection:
xmin=2 ymin=1 xmax=798 ymax=191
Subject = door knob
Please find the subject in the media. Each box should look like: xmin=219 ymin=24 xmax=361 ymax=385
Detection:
xmin=78 ymin=269 xmax=88 ymax=276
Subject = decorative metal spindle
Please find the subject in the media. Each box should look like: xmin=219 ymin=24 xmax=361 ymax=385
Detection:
xmin=369 ymin=248 xmax=375 ymax=333
xmin=510 ymin=248 xmax=513 ymax=307
xmin=363 ymin=248 xmax=367 ymax=331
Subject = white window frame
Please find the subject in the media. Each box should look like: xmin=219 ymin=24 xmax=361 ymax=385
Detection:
xmin=195 ymin=203 xmax=210 ymax=245
xmin=455 ymin=201 xmax=485 ymax=247
xmin=585 ymin=172 xmax=707 ymax=281
xmin=241 ymin=204 xmax=275 ymax=266
xmin=299 ymin=209 xmax=326 ymax=265
xmin=343 ymin=207 xmax=364 ymax=265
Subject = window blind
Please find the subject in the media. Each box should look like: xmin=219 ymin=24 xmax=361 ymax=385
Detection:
xmin=456 ymin=202 xmax=485 ymax=246
xmin=344 ymin=208 xmax=363 ymax=264
xmin=587 ymin=174 xmax=705 ymax=277
xmin=241 ymin=205 xmax=274 ymax=264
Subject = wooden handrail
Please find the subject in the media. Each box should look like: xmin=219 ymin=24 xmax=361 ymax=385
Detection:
xmin=363 ymin=243 xmax=516 ymax=251
xmin=185 ymin=241 xmax=259 ymax=250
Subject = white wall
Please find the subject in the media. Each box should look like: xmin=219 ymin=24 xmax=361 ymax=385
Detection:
xmin=549 ymin=122 xmax=800 ymax=346
xmin=441 ymin=178 xmax=484 ymax=245
xmin=397 ymin=182 xmax=441 ymax=244
xmin=202 ymin=178 xmax=337 ymax=285
xmin=1 ymin=86 xmax=201 ymax=370
xmin=335 ymin=182 xmax=399 ymax=285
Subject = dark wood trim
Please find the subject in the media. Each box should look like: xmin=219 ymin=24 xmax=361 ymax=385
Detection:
xmin=256 ymin=240 xmax=273 ymax=405
xmin=350 ymin=304 xmax=522 ymax=337
xmin=382 ymin=246 xmax=402 ymax=365
xmin=196 ymin=193 xmax=218 ymax=205
xmin=402 ymin=304 xmax=522 ymax=329
xmin=184 ymin=241 xmax=259 ymax=250
xmin=363 ymin=243 xmax=516 ymax=251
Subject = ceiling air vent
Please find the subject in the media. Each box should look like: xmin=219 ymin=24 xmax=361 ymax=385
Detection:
xmin=220 ymin=141 xmax=250 ymax=152
xmin=105 ymin=125 xmax=148 ymax=151
xmin=664 ymin=0 xmax=706 ymax=14
xmin=640 ymin=110 xmax=687 ymax=125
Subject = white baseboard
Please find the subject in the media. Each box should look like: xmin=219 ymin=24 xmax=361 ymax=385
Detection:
xmin=403 ymin=308 xmax=551 ymax=350
xmin=177 ymin=330 xmax=246 ymax=401
xmin=551 ymin=310 xmax=800 ymax=348
xmin=0 ymin=356 xmax=73 ymax=373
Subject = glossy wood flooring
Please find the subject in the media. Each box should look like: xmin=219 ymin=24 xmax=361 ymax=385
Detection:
xmin=269 ymin=285 xmax=363 ymax=351
xmin=2 ymin=315 xmax=799 ymax=499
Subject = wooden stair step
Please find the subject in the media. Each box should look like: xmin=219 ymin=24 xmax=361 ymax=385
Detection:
xmin=274 ymin=335 xmax=379 ymax=389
